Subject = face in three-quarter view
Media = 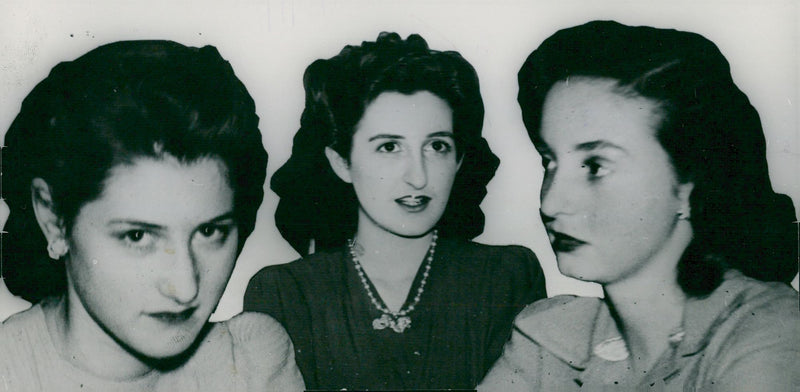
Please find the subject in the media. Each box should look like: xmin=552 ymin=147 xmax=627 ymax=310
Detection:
xmin=480 ymin=20 xmax=799 ymax=391
xmin=0 ymin=40 xmax=303 ymax=391
xmin=538 ymin=77 xmax=694 ymax=287
xmin=51 ymin=156 xmax=238 ymax=359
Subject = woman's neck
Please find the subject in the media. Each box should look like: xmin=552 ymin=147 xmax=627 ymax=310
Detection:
xmin=45 ymin=291 xmax=153 ymax=381
xmin=351 ymin=214 xmax=437 ymax=311
xmin=352 ymin=219 xmax=436 ymax=281
xmin=602 ymin=221 xmax=692 ymax=373
xmin=605 ymin=276 xmax=686 ymax=373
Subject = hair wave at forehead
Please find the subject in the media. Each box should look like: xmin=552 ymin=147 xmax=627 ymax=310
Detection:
xmin=271 ymin=32 xmax=499 ymax=255
xmin=3 ymin=40 xmax=268 ymax=302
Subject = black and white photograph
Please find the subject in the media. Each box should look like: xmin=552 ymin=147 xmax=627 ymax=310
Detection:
xmin=1 ymin=1 xmax=798 ymax=390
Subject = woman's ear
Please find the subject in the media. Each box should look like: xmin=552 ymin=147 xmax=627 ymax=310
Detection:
xmin=324 ymin=146 xmax=352 ymax=184
xmin=31 ymin=178 xmax=65 ymax=243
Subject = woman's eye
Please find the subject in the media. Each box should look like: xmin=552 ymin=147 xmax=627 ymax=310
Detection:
xmin=126 ymin=230 xmax=145 ymax=242
xmin=118 ymin=230 xmax=156 ymax=251
xmin=376 ymin=142 xmax=400 ymax=153
xmin=195 ymin=224 xmax=231 ymax=244
xmin=426 ymin=140 xmax=453 ymax=153
xmin=583 ymin=158 xmax=610 ymax=178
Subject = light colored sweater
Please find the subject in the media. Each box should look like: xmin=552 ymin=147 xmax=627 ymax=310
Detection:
xmin=0 ymin=304 xmax=305 ymax=391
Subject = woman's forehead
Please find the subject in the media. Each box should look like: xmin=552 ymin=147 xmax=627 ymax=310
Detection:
xmin=355 ymin=91 xmax=453 ymax=137
xmin=539 ymin=78 xmax=663 ymax=150
xmin=84 ymin=156 xmax=234 ymax=226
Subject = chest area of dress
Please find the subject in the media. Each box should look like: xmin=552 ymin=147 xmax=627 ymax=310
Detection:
xmin=303 ymin=255 xmax=496 ymax=385
xmin=314 ymin=253 xmax=496 ymax=331
xmin=541 ymin=338 xmax=710 ymax=391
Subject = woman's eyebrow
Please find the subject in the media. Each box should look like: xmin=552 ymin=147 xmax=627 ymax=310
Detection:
xmin=106 ymin=212 xmax=236 ymax=228
xmin=428 ymin=131 xmax=455 ymax=138
xmin=575 ymin=140 xmax=628 ymax=154
xmin=367 ymin=134 xmax=403 ymax=142
xmin=106 ymin=220 xmax=163 ymax=230
xmin=204 ymin=212 xmax=236 ymax=224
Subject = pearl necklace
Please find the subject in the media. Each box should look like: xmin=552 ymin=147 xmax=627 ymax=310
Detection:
xmin=347 ymin=230 xmax=437 ymax=333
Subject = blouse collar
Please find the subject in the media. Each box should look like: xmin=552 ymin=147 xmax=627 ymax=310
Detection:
xmin=513 ymin=270 xmax=754 ymax=369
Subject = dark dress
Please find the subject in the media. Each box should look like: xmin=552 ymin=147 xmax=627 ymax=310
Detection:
xmin=244 ymin=238 xmax=546 ymax=390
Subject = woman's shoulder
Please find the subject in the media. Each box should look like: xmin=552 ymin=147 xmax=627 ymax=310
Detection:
xmin=177 ymin=313 xmax=304 ymax=391
xmin=674 ymin=272 xmax=800 ymax=389
xmin=244 ymin=249 xmax=350 ymax=315
xmin=224 ymin=312 xmax=305 ymax=390
xmin=0 ymin=302 xmax=49 ymax=352
xmin=248 ymin=247 xmax=347 ymax=283
xmin=449 ymin=238 xmax=535 ymax=255
xmin=0 ymin=304 xmax=59 ymax=390
xmin=515 ymin=295 xmax=601 ymax=328
xmin=724 ymin=271 xmax=798 ymax=304
xmin=0 ymin=302 xmax=43 ymax=330
xmin=219 ymin=312 xmax=296 ymax=364
xmin=700 ymin=271 xmax=799 ymax=339
xmin=446 ymin=239 xmax=544 ymax=284
xmin=186 ymin=313 xmax=293 ymax=364
xmin=222 ymin=312 xmax=290 ymax=341
xmin=481 ymin=295 xmax=603 ymax=385
xmin=443 ymin=239 xmax=540 ymax=268
xmin=440 ymin=239 xmax=547 ymax=303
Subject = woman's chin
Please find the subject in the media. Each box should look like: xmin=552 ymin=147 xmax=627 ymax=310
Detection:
xmin=122 ymin=317 xmax=210 ymax=363
xmin=556 ymin=255 xmax=603 ymax=283
xmin=132 ymin=330 xmax=204 ymax=365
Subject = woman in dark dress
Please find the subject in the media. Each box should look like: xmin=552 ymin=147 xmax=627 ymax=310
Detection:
xmin=244 ymin=32 xmax=546 ymax=390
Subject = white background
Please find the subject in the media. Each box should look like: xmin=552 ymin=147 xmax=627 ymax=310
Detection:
xmin=1 ymin=0 xmax=797 ymax=320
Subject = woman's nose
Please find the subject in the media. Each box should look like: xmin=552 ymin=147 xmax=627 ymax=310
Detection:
xmin=539 ymin=169 xmax=575 ymax=220
xmin=157 ymin=243 xmax=199 ymax=305
xmin=403 ymin=152 xmax=428 ymax=189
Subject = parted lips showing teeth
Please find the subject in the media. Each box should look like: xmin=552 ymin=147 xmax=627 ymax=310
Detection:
xmin=395 ymin=195 xmax=431 ymax=207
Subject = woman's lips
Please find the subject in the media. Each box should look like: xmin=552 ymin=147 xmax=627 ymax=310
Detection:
xmin=395 ymin=195 xmax=431 ymax=211
xmin=549 ymin=231 xmax=587 ymax=253
xmin=148 ymin=308 xmax=196 ymax=325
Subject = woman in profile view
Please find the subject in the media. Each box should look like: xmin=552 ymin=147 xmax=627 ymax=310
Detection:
xmin=480 ymin=20 xmax=799 ymax=391
xmin=0 ymin=40 xmax=304 ymax=391
xmin=244 ymin=32 xmax=546 ymax=390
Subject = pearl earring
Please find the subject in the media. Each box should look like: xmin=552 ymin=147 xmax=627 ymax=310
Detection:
xmin=47 ymin=238 xmax=69 ymax=260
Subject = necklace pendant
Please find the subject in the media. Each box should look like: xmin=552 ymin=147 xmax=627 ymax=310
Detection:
xmin=352 ymin=230 xmax=436 ymax=335
xmin=372 ymin=314 xmax=412 ymax=333
xmin=372 ymin=314 xmax=392 ymax=330
xmin=391 ymin=316 xmax=411 ymax=333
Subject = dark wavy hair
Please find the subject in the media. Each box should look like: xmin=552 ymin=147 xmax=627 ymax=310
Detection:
xmin=3 ymin=40 xmax=268 ymax=303
xmin=272 ymin=32 xmax=499 ymax=255
xmin=518 ymin=20 xmax=797 ymax=296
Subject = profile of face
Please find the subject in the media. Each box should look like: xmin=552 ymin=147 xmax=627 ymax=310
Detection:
xmin=326 ymin=90 xmax=462 ymax=238
xmin=536 ymin=78 xmax=693 ymax=285
xmin=35 ymin=155 xmax=238 ymax=360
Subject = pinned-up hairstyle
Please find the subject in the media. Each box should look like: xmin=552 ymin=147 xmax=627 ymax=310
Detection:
xmin=518 ymin=20 xmax=797 ymax=296
xmin=3 ymin=40 xmax=268 ymax=302
xmin=272 ymin=32 xmax=499 ymax=255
